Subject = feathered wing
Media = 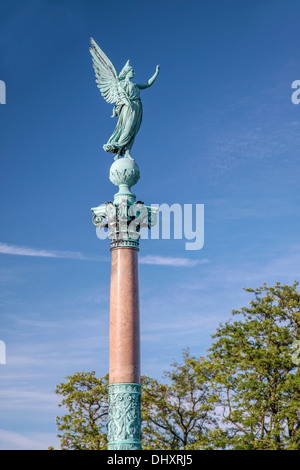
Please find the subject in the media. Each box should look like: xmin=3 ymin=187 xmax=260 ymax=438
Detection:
xmin=89 ymin=38 xmax=119 ymax=104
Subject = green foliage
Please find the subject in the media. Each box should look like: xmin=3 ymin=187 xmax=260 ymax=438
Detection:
xmin=54 ymin=282 xmax=300 ymax=450
xmin=55 ymin=371 xmax=109 ymax=450
xmin=208 ymin=281 xmax=300 ymax=449
xmin=141 ymin=351 xmax=219 ymax=450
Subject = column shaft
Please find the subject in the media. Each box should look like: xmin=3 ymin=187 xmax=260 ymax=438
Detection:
xmin=109 ymin=247 xmax=140 ymax=384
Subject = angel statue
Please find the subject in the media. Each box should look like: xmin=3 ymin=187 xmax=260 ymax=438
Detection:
xmin=89 ymin=38 xmax=160 ymax=160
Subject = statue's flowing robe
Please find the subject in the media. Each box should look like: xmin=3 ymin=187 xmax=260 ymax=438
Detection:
xmin=103 ymin=81 xmax=142 ymax=156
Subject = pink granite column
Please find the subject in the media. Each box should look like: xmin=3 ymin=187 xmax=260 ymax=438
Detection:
xmin=109 ymin=246 xmax=140 ymax=384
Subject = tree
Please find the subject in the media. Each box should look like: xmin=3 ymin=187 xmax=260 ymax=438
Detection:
xmin=55 ymin=371 xmax=109 ymax=450
xmin=54 ymin=282 xmax=300 ymax=450
xmin=207 ymin=281 xmax=300 ymax=450
xmin=54 ymin=354 xmax=220 ymax=450
xmin=141 ymin=351 xmax=220 ymax=449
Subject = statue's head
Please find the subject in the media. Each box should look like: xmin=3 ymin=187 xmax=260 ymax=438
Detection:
xmin=127 ymin=67 xmax=135 ymax=79
xmin=119 ymin=60 xmax=135 ymax=80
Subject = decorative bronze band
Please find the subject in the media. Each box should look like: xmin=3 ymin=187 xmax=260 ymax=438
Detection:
xmin=107 ymin=383 xmax=142 ymax=450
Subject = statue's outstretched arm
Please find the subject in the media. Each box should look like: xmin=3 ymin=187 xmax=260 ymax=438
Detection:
xmin=137 ymin=65 xmax=160 ymax=90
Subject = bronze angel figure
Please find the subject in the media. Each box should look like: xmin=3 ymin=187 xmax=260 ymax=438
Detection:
xmin=89 ymin=38 xmax=160 ymax=160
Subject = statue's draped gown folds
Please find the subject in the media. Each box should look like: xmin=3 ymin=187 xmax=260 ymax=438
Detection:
xmin=104 ymin=79 xmax=143 ymax=156
xmin=89 ymin=38 xmax=160 ymax=160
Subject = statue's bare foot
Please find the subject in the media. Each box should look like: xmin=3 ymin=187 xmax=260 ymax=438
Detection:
xmin=114 ymin=154 xmax=119 ymax=161
xmin=125 ymin=150 xmax=133 ymax=160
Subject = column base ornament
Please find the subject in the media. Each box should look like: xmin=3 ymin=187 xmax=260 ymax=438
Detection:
xmin=108 ymin=383 xmax=142 ymax=450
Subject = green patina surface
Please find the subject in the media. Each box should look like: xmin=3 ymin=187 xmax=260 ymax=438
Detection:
xmin=108 ymin=383 xmax=142 ymax=450
xmin=91 ymin=158 xmax=158 ymax=250
xmin=89 ymin=38 xmax=159 ymax=161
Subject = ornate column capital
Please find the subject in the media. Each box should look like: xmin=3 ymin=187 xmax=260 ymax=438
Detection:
xmin=91 ymin=157 xmax=158 ymax=249
xmin=91 ymin=199 xmax=158 ymax=250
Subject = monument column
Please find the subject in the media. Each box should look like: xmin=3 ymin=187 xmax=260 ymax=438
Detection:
xmin=107 ymin=244 xmax=141 ymax=450
xmin=89 ymin=37 xmax=160 ymax=451
xmin=109 ymin=246 xmax=140 ymax=385
xmin=92 ymin=158 xmax=157 ymax=450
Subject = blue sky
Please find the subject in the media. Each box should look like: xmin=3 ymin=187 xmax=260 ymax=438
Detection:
xmin=0 ymin=0 xmax=299 ymax=449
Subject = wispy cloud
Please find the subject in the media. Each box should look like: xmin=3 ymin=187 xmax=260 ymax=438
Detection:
xmin=0 ymin=242 xmax=88 ymax=260
xmin=0 ymin=389 xmax=58 ymax=411
xmin=187 ymin=75 xmax=300 ymax=183
xmin=0 ymin=429 xmax=59 ymax=450
xmin=0 ymin=242 xmax=204 ymax=267
xmin=139 ymin=255 xmax=208 ymax=267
